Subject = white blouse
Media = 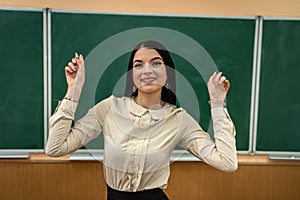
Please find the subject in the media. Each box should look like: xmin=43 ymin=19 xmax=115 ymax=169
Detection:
xmin=46 ymin=95 xmax=237 ymax=192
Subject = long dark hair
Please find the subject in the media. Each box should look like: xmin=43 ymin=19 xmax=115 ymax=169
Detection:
xmin=124 ymin=40 xmax=176 ymax=105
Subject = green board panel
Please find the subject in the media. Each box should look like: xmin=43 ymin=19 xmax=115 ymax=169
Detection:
xmin=0 ymin=9 xmax=44 ymax=149
xmin=51 ymin=12 xmax=255 ymax=151
xmin=257 ymin=19 xmax=300 ymax=152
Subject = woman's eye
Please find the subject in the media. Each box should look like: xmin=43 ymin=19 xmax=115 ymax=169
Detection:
xmin=134 ymin=64 xmax=143 ymax=68
xmin=152 ymin=62 xmax=162 ymax=67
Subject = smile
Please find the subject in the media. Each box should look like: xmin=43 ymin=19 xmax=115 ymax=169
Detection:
xmin=141 ymin=77 xmax=157 ymax=84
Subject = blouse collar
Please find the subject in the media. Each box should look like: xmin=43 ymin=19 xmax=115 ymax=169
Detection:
xmin=128 ymin=97 xmax=174 ymax=120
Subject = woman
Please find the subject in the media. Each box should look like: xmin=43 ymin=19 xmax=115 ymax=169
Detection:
xmin=46 ymin=40 xmax=237 ymax=200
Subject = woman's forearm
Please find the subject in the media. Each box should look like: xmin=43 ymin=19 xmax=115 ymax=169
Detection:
xmin=45 ymin=100 xmax=83 ymax=157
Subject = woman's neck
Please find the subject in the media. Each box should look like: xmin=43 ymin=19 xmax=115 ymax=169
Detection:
xmin=135 ymin=92 xmax=164 ymax=109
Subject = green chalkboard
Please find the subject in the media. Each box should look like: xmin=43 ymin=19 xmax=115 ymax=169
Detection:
xmin=0 ymin=9 xmax=44 ymax=149
xmin=51 ymin=11 xmax=255 ymax=151
xmin=256 ymin=19 xmax=300 ymax=152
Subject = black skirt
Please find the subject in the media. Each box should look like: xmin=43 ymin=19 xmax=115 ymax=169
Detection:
xmin=107 ymin=185 xmax=169 ymax=200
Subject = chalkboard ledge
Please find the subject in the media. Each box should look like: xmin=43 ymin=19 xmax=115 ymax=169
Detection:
xmin=1 ymin=153 xmax=300 ymax=166
xmin=0 ymin=153 xmax=69 ymax=163
xmin=30 ymin=153 xmax=70 ymax=162
xmin=237 ymin=154 xmax=300 ymax=165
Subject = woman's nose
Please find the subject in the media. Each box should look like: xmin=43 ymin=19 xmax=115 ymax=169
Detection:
xmin=142 ymin=63 xmax=153 ymax=75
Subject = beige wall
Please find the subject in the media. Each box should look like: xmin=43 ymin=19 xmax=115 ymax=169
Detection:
xmin=0 ymin=0 xmax=300 ymax=17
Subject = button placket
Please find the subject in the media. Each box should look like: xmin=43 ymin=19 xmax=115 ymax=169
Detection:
xmin=126 ymin=112 xmax=152 ymax=190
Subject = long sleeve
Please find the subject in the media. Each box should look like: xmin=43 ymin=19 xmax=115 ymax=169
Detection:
xmin=45 ymin=99 xmax=103 ymax=157
xmin=178 ymin=107 xmax=238 ymax=172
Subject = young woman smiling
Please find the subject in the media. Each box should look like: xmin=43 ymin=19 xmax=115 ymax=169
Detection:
xmin=46 ymin=40 xmax=237 ymax=200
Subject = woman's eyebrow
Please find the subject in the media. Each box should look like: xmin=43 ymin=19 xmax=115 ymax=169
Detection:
xmin=150 ymin=57 xmax=163 ymax=61
xmin=133 ymin=57 xmax=162 ymax=63
xmin=133 ymin=59 xmax=143 ymax=63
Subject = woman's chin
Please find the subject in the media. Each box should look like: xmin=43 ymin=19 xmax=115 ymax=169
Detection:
xmin=138 ymin=84 xmax=163 ymax=94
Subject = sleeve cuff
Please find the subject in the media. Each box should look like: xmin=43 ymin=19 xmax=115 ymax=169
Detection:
xmin=61 ymin=98 xmax=78 ymax=112
xmin=211 ymin=107 xmax=230 ymax=119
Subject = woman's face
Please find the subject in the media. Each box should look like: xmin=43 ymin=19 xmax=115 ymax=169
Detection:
xmin=132 ymin=48 xmax=167 ymax=95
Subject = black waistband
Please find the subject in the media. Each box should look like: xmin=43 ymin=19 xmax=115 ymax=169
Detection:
xmin=106 ymin=185 xmax=169 ymax=200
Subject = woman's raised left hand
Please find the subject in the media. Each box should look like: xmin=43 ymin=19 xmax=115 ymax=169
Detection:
xmin=207 ymin=72 xmax=230 ymax=107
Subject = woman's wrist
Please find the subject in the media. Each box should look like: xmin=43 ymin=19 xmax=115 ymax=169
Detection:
xmin=208 ymin=99 xmax=226 ymax=108
xmin=63 ymin=96 xmax=78 ymax=103
xmin=65 ymin=86 xmax=80 ymax=102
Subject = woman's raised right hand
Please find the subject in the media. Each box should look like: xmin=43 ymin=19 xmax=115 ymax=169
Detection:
xmin=64 ymin=53 xmax=85 ymax=101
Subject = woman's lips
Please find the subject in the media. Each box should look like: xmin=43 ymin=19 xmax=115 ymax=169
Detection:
xmin=141 ymin=77 xmax=157 ymax=84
